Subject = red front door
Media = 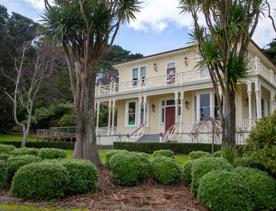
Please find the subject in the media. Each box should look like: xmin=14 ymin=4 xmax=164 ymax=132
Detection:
xmin=165 ymin=107 xmax=175 ymax=131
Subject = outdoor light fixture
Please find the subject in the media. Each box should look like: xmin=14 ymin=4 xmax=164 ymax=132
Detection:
xmin=151 ymin=104 xmax=156 ymax=112
xmin=154 ymin=63 xmax=158 ymax=72
xmin=184 ymin=57 xmax=188 ymax=66
xmin=185 ymin=100 xmax=190 ymax=110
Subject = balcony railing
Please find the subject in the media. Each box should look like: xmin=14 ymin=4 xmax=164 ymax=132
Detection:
xmin=96 ymin=58 xmax=275 ymax=97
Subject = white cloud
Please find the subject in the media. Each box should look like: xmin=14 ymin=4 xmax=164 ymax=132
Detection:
xmin=24 ymin=0 xmax=45 ymax=10
xmin=129 ymin=0 xmax=276 ymax=46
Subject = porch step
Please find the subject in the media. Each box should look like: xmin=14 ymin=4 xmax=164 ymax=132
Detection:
xmin=137 ymin=134 xmax=160 ymax=143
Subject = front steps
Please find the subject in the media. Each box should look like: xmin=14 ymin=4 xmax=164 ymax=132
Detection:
xmin=137 ymin=134 xmax=160 ymax=143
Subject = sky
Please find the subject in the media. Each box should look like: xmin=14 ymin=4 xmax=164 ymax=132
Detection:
xmin=0 ymin=0 xmax=275 ymax=56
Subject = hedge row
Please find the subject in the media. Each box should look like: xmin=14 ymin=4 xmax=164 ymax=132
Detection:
xmin=0 ymin=142 xmax=112 ymax=150
xmin=114 ymin=142 xmax=222 ymax=154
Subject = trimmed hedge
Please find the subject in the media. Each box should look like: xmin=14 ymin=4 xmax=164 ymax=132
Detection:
xmin=233 ymin=156 xmax=258 ymax=168
xmin=38 ymin=148 xmax=67 ymax=159
xmin=43 ymin=159 xmax=99 ymax=195
xmin=11 ymin=147 xmax=39 ymax=156
xmin=114 ymin=142 xmax=222 ymax=154
xmin=7 ymin=155 xmax=42 ymax=180
xmin=110 ymin=152 xmax=150 ymax=186
xmin=233 ymin=167 xmax=276 ymax=210
xmin=183 ymin=159 xmax=197 ymax=184
xmin=191 ymin=157 xmax=233 ymax=195
xmin=189 ymin=151 xmax=211 ymax=159
xmin=105 ymin=150 xmax=127 ymax=169
xmin=0 ymin=161 xmax=7 ymax=189
xmin=153 ymin=150 xmax=174 ymax=158
xmin=0 ymin=144 xmax=16 ymax=154
xmin=198 ymin=170 xmax=254 ymax=211
xmin=11 ymin=162 xmax=69 ymax=200
xmin=0 ymin=153 xmax=10 ymax=161
xmin=151 ymin=156 xmax=182 ymax=185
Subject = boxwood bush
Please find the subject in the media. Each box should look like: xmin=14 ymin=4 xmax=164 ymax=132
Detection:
xmin=38 ymin=148 xmax=67 ymax=159
xmin=11 ymin=147 xmax=39 ymax=156
xmin=58 ymin=159 xmax=99 ymax=195
xmin=105 ymin=150 xmax=127 ymax=169
xmin=213 ymin=151 xmax=221 ymax=157
xmin=191 ymin=157 xmax=233 ymax=195
xmin=7 ymin=155 xmax=42 ymax=180
xmin=189 ymin=151 xmax=211 ymax=160
xmin=233 ymin=156 xmax=258 ymax=168
xmin=233 ymin=167 xmax=276 ymax=210
xmin=0 ymin=144 xmax=16 ymax=154
xmin=153 ymin=149 xmax=174 ymax=158
xmin=198 ymin=170 xmax=254 ymax=211
xmin=11 ymin=162 xmax=69 ymax=200
xmin=183 ymin=159 xmax=198 ymax=184
xmin=151 ymin=156 xmax=181 ymax=185
xmin=0 ymin=161 xmax=7 ymax=189
xmin=110 ymin=151 xmax=150 ymax=186
xmin=0 ymin=153 xmax=10 ymax=161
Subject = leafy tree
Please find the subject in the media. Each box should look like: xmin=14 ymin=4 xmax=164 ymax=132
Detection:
xmin=180 ymin=0 xmax=268 ymax=145
xmin=263 ymin=38 xmax=276 ymax=65
xmin=42 ymin=0 xmax=141 ymax=166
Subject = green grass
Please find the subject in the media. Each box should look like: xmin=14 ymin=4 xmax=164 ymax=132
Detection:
xmin=0 ymin=134 xmax=39 ymax=142
xmin=65 ymin=150 xmax=190 ymax=165
xmin=0 ymin=204 xmax=87 ymax=210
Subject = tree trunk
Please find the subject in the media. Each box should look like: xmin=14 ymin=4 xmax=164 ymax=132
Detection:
xmin=72 ymin=62 xmax=102 ymax=167
xmin=223 ymin=87 xmax=236 ymax=146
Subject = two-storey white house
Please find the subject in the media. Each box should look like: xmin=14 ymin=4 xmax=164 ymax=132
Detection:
xmin=95 ymin=42 xmax=276 ymax=145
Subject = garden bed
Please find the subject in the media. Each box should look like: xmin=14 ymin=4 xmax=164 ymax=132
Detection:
xmin=0 ymin=169 xmax=207 ymax=210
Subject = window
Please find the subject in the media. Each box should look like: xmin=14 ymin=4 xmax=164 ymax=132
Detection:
xmin=132 ymin=68 xmax=138 ymax=87
xmin=200 ymin=93 xmax=210 ymax=120
xmin=167 ymin=62 xmax=176 ymax=84
xmin=128 ymin=102 xmax=136 ymax=126
xmin=140 ymin=66 xmax=146 ymax=86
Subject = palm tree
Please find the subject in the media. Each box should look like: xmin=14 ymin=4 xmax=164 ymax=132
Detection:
xmin=41 ymin=0 xmax=140 ymax=166
xmin=179 ymin=0 xmax=265 ymax=145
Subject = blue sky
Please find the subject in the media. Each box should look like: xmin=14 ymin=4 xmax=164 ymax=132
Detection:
xmin=0 ymin=0 xmax=275 ymax=56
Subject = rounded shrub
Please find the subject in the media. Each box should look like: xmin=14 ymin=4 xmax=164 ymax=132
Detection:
xmin=213 ymin=150 xmax=221 ymax=157
xmin=153 ymin=150 xmax=174 ymax=158
xmin=0 ymin=161 xmax=7 ymax=189
xmin=198 ymin=170 xmax=254 ymax=211
xmin=0 ymin=153 xmax=10 ymax=161
xmin=0 ymin=144 xmax=16 ymax=154
xmin=233 ymin=156 xmax=258 ymax=168
xmin=183 ymin=159 xmax=198 ymax=184
xmin=105 ymin=150 xmax=127 ymax=169
xmin=189 ymin=151 xmax=211 ymax=160
xmin=7 ymin=155 xmax=42 ymax=180
xmin=11 ymin=162 xmax=69 ymax=200
xmin=233 ymin=167 xmax=276 ymax=210
xmin=191 ymin=157 xmax=233 ymax=195
xmin=151 ymin=156 xmax=181 ymax=185
xmin=59 ymin=159 xmax=99 ymax=195
xmin=110 ymin=151 xmax=150 ymax=186
xmin=11 ymin=147 xmax=39 ymax=156
xmin=38 ymin=148 xmax=67 ymax=159
xmin=136 ymin=152 xmax=150 ymax=160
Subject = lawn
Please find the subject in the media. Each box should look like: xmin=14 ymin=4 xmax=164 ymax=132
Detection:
xmin=66 ymin=150 xmax=190 ymax=165
xmin=0 ymin=134 xmax=39 ymax=142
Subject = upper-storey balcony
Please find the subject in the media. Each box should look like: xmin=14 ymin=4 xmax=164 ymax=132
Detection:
xmin=96 ymin=56 xmax=276 ymax=98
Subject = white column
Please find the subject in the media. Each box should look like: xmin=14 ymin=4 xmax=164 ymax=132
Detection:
xmin=111 ymin=99 xmax=116 ymax=135
xmin=247 ymin=83 xmax=252 ymax=129
xmin=107 ymin=100 xmax=112 ymax=135
xmin=143 ymin=96 xmax=147 ymax=125
xmin=255 ymin=88 xmax=262 ymax=119
xmin=180 ymin=91 xmax=184 ymax=133
xmin=137 ymin=96 xmax=142 ymax=126
xmin=96 ymin=102 xmax=100 ymax=128
xmin=271 ymin=91 xmax=275 ymax=114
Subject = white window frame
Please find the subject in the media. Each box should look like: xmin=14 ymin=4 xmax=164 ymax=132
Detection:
xmin=131 ymin=65 xmax=147 ymax=87
xmin=125 ymin=100 xmax=137 ymax=127
xmin=166 ymin=61 xmax=176 ymax=84
xmin=193 ymin=91 xmax=214 ymax=122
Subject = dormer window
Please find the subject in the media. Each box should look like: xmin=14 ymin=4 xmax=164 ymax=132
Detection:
xmin=167 ymin=62 xmax=176 ymax=84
